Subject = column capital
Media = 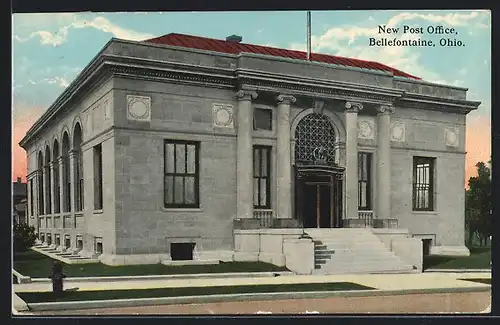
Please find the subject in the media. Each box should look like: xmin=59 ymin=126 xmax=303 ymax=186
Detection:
xmin=276 ymin=94 xmax=296 ymax=105
xmin=345 ymin=101 xmax=363 ymax=113
xmin=236 ymin=90 xmax=258 ymax=101
xmin=57 ymin=156 xmax=64 ymax=163
xmin=69 ymin=149 xmax=79 ymax=158
xmin=376 ymin=105 xmax=395 ymax=115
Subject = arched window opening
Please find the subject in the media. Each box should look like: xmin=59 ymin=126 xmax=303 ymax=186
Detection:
xmin=52 ymin=140 xmax=60 ymax=213
xmin=37 ymin=152 xmax=44 ymax=215
xmin=73 ymin=123 xmax=84 ymax=212
xmin=61 ymin=132 xmax=71 ymax=213
xmin=44 ymin=146 xmax=52 ymax=214
xmin=294 ymin=113 xmax=337 ymax=166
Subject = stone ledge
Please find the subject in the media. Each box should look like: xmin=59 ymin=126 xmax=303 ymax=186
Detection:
xmin=28 ymin=271 xmax=293 ymax=283
xmin=12 ymin=269 xmax=31 ymax=284
xmin=161 ymin=259 xmax=219 ymax=266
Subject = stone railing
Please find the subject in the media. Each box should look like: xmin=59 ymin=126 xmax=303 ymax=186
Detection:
xmin=253 ymin=209 xmax=274 ymax=228
xmin=343 ymin=211 xmax=398 ymax=229
xmin=358 ymin=210 xmax=374 ymax=227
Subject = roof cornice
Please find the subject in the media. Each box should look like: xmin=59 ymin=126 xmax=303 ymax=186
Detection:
xmin=19 ymin=50 xmax=481 ymax=148
xmin=19 ymin=38 xmax=116 ymax=148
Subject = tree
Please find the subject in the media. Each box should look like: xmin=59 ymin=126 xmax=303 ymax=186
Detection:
xmin=13 ymin=220 xmax=37 ymax=252
xmin=465 ymin=161 xmax=492 ymax=247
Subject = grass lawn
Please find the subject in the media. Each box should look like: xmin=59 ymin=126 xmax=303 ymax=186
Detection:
xmin=14 ymin=250 xmax=288 ymax=278
xmin=423 ymin=247 xmax=491 ymax=270
xmin=18 ymin=282 xmax=374 ymax=303
xmin=459 ymin=278 xmax=491 ymax=285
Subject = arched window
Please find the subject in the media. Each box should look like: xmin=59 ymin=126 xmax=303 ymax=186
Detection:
xmin=37 ymin=151 xmax=44 ymax=215
xmin=73 ymin=123 xmax=83 ymax=212
xmin=44 ymin=146 xmax=52 ymax=214
xmin=294 ymin=113 xmax=337 ymax=165
xmin=61 ymin=132 xmax=71 ymax=213
xmin=52 ymin=139 xmax=60 ymax=213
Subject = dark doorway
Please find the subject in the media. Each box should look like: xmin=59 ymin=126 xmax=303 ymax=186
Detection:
xmin=170 ymin=242 xmax=195 ymax=261
xmin=422 ymin=239 xmax=432 ymax=256
xmin=296 ymin=169 xmax=343 ymax=228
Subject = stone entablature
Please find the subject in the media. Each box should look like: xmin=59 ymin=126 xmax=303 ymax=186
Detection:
xmin=19 ymin=39 xmax=480 ymax=148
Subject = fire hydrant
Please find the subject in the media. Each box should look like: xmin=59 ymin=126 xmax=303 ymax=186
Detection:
xmin=48 ymin=261 xmax=66 ymax=294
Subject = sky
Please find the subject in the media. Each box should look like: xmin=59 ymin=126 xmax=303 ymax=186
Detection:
xmin=12 ymin=10 xmax=491 ymax=186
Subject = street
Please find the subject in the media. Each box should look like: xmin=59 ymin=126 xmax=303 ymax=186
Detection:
xmin=27 ymin=291 xmax=491 ymax=315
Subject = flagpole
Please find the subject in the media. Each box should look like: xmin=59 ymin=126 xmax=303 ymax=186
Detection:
xmin=306 ymin=11 xmax=311 ymax=61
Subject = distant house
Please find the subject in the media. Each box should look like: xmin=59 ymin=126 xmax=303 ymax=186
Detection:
xmin=13 ymin=177 xmax=27 ymax=224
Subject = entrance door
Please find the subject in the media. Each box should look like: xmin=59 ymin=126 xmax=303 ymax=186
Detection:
xmin=302 ymin=181 xmax=334 ymax=228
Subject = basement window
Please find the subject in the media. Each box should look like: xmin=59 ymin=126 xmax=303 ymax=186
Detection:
xmin=76 ymin=235 xmax=83 ymax=250
xmin=65 ymin=235 xmax=71 ymax=248
xmin=95 ymin=237 xmax=103 ymax=255
xmin=55 ymin=234 xmax=61 ymax=246
xmin=170 ymin=242 xmax=195 ymax=261
xmin=47 ymin=234 xmax=52 ymax=245
xmin=40 ymin=233 xmax=45 ymax=243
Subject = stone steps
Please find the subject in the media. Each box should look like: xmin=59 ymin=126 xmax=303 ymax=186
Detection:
xmin=308 ymin=229 xmax=413 ymax=274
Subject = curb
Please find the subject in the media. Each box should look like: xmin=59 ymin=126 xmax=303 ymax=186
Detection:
xmin=29 ymin=271 xmax=293 ymax=283
xmin=13 ymin=293 xmax=29 ymax=312
xmin=12 ymin=270 xmax=32 ymax=284
xmin=425 ymin=269 xmax=491 ymax=273
xmin=25 ymin=286 xmax=491 ymax=312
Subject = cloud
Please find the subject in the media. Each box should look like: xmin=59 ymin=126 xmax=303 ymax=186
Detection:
xmin=13 ymin=14 xmax=154 ymax=46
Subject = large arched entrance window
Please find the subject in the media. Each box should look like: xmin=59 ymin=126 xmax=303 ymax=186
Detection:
xmin=294 ymin=113 xmax=337 ymax=166
xmin=294 ymin=113 xmax=344 ymax=229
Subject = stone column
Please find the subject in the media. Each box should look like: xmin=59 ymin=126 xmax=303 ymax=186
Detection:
xmin=49 ymin=162 xmax=56 ymax=215
xmin=276 ymin=94 xmax=296 ymax=219
xmin=40 ymin=167 xmax=47 ymax=215
xmin=344 ymin=101 xmax=363 ymax=219
xmin=376 ymin=105 xmax=395 ymax=219
xmin=236 ymin=90 xmax=258 ymax=219
xmin=58 ymin=156 xmax=65 ymax=214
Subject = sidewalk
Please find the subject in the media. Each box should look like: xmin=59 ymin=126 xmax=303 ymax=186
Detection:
xmin=14 ymin=271 xmax=491 ymax=293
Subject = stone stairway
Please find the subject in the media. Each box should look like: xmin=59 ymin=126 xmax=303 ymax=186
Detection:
xmin=306 ymin=228 xmax=415 ymax=274
xmin=32 ymin=245 xmax=100 ymax=264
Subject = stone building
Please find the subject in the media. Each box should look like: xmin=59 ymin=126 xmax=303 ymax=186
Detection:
xmin=19 ymin=33 xmax=479 ymax=272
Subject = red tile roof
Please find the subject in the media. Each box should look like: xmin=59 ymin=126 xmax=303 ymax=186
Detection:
xmin=143 ymin=33 xmax=421 ymax=80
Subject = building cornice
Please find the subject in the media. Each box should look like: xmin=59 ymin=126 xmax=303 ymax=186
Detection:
xmin=19 ymin=45 xmax=481 ymax=148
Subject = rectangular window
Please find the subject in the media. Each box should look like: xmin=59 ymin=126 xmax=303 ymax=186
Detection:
xmin=37 ymin=171 xmax=44 ymax=215
xmin=358 ymin=152 xmax=372 ymax=210
xmin=45 ymin=164 xmax=52 ymax=214
xmin=65 ymin=155 xmax=71 ymax=213
xmin=253 ymin=145 xmax=271 ymax=209
xmin=93 ymin=144 xmax=103 ymax=210
xmin=164 ymin=140 xmax=200 ymax=208
xmin=253 ymin=107 xmax=273 ymax=131
xmin=75 ymin=152 xmax=84 ymax=212
xmin=53 ymin=162 xmax=60 ymax=213
xmin=412 ymin=157 xmax=435 ymax=211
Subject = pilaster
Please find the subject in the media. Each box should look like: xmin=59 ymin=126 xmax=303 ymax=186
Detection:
xmin=236 ymin=90 xmax=258 ymax=219
xmin=344 ymin=101 xmax=363 ymax=219
xmin=276 ymin=94 xmax=296 ymax=219
xmin=376 ymin=105 xmax=395 ymax=219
